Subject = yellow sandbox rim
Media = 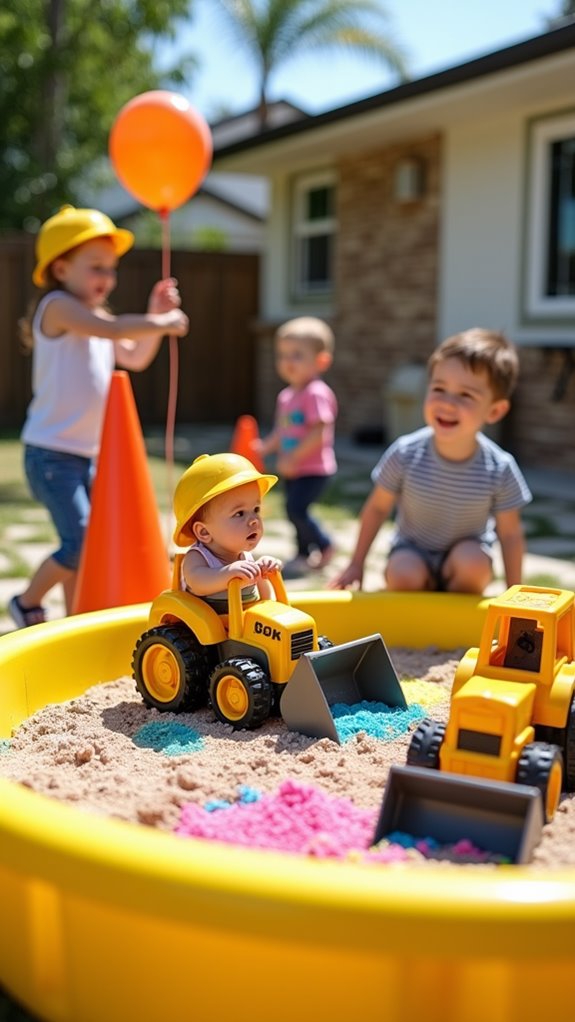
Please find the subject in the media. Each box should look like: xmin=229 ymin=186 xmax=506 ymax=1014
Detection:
xmin=1 ymin=591 xmax=575 ymax=1022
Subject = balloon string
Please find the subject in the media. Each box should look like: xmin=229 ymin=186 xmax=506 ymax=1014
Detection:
xmin=160 ymin=208 xmax=178 ymax=550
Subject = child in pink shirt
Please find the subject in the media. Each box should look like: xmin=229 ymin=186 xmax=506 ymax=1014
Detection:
xmin=257 ymin=317 xmax=338 ymax=578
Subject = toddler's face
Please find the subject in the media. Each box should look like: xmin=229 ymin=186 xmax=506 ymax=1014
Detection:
xmin=424 ymin=357 xmax=508 ymax=450
xmin=275 ymin=336 xmax=324 ymax=388
xmin=53 ymin=237 xmax=118 ymax=307
xmin=199 ymin=481 xmax=264 ymax=558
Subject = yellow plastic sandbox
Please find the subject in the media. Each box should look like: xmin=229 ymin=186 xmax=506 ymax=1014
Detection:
xmin=1 ymin=591 xmax=575 ymax=1022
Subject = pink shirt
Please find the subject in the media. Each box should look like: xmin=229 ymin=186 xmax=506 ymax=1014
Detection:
xmin=276 ymin=379 xmax=337 ymax=476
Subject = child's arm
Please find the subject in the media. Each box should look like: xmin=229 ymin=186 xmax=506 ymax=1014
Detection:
xmin=495 ymin=508 xmax=526 ymax=586
xmin=41 ymin=290 xmax=188 ymax=350
xmin=115 ymin=278 xmax=187 ymax=370
xmin=182 ymin=549 xmax=262 ymax=597
xmin=255 ymin=428 xmax=280 ymax=458
xmin=329 ymin=485 xmax=396 ymax=589
xmin=277 ymin=421 xmax=325 ymax=478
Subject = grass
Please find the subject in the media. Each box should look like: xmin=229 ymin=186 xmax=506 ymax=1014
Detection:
xmin=525 ymin=571 xmax=565 ymax=587
xmin=1 ymin=429 xmax=573 ymax=581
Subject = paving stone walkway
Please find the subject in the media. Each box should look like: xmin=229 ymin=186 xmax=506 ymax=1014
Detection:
xmin=2 ymin=428 xmax=575 ymax=635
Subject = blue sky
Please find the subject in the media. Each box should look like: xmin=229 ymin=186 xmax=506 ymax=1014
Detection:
xmin=162 ymin=0 xmax=562 ymax=120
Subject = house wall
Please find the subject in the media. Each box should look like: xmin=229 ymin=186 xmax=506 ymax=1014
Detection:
xmin=439 ymin=114 xmax=521 ymax=340
xmin=441 ymin=104 xmax=575 ymax=470
xmin=255 ymin=136 xmax=441 ymax=437
xmin=255 ymin=98 xmax=575 ymax=468
xmin=334 ymin=134 xmax=441 ymax=437
xmin=169 ymin=194 xmax=264 ymax=252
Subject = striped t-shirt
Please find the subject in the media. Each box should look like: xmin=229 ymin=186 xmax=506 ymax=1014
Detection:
xmin=371 ymin=427 xmax=532 ymax=553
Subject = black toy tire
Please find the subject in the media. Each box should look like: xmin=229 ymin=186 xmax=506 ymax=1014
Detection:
xmin=562 ymin=695 xmax=575 ymax=792
xmin=209 ymin=657 xmax=272 ymax=729
xmin=406 ymin=717 xmax=446 ymax=769
xmin=132 ymin=625 xmax=209 ymax=712
xmin=516 ymin=741 xmax=563 ymax=823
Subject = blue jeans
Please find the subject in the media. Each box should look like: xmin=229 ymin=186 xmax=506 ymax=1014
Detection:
xmin=24 ymin=445 xmax=94 ymax=570
xmin=284 ymin=475 xmax=332 ymax=558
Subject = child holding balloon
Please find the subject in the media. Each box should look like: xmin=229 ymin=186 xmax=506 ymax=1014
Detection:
xmin=9 ymin=204 xmax=189 ymax=629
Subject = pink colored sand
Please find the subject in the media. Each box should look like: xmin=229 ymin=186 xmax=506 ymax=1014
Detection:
xmin=175 ymin=779 xmax=495 ymax=864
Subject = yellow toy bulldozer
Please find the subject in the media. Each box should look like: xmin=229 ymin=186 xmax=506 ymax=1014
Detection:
xmin=132 ymin=559 xmax=406 ymax=740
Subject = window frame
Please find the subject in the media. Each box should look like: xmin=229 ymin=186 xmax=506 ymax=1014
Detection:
xmin=290 ymin=169 xmax=337 ymax=300
xmin=524 ymin=109 xmax=575 ymax=322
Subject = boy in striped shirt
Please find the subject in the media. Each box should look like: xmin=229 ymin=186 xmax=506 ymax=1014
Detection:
xmin=330 ymin=328 xmax=531 ymax=594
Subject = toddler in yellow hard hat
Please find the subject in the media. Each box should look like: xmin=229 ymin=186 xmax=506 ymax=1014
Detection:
xmin=10 ymin=205 xmax=189 ymax=630
xmin=173 ymin=453 xmax=282 ymax=613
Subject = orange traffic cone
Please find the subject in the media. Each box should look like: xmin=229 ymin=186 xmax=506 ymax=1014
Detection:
xmin=230 ymin=414 xmax=265 ymax=472
xmin=72 ymin=371 xmax=171 ymax=614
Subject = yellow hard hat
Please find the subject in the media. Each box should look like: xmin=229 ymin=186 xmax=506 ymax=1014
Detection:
xmin=173 ymin=453 xmax=277 ymax=547
xmin=33 ymin=205 xmax=134 ymax=287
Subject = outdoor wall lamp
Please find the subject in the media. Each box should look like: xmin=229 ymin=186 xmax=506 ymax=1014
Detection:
xmin=393 ymin=156 xmax=426 ymax=203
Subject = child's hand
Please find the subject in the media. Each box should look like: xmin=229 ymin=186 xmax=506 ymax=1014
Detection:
xmin=327 ymin=562 xmax=363 ymax=591
xmin=256 ymin=556 xmax=282 ymax=577
xmin=277 ymin=454 xmax=298 ymax=478
xmin=147 ymin=278 xmax=182 ymax=315
xmin=225 ymin=559 xmax=262 ymax=581
xmin=160 ymin=309 xmax=189 ymax=337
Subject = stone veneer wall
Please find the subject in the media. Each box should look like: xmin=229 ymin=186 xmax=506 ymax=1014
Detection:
xmin=332 ymin=134 xmax=441 ymax=438
xmin=511 ymin=347 xmax=575 ymax=471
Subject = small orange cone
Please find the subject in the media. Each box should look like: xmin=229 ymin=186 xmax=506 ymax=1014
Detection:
xmin=230 ymin=414 xmax=265 ymax=472
xmin=72 ymin=371 xmax=171 ymax=614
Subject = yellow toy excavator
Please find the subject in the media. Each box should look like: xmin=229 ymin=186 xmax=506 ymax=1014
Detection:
xmin=375 ymin=586 xmax=575 ymax=863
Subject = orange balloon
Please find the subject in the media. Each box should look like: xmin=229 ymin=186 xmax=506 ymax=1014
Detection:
xmin=109 ymin=91 xmax=213 ymax=212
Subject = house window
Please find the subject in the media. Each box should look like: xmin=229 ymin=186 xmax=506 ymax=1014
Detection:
xmin=525 ymin=111 xmax=575 ymax=320
xmin=292 ymin=171 xmax=336 ymax=297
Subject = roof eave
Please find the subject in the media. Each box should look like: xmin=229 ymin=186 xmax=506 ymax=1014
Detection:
xmin=212 ymin=23 xmax=575 ymax=161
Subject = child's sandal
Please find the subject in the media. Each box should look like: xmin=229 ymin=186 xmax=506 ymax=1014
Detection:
xmin=9 ymin=595 xmax=46 ymax=629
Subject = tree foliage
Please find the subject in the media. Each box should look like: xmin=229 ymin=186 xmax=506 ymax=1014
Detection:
xmin=213 ymin=0 xmax=408 ymax=126
xmin=0 ymin=0 xmax=196 ymax=230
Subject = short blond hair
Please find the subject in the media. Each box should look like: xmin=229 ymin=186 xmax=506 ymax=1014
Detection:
xmin=275 ymin=316 xmax=335 ymax=355
xmin=428 ymin=328 xmax=519 ymax=400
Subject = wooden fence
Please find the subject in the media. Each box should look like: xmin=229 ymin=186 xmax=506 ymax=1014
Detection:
xmin=0 ymin=235 xmax=260 ymax=429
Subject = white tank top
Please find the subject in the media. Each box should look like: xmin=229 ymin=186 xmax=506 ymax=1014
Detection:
xmin=21 ymin=291 xmax=115 ymax=458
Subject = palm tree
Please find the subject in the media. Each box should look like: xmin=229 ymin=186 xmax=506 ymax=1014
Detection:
xmin=547 ymin=0 xmax=575 ymax=23
xmin=212 ymin=0 xmax=408 ymax=128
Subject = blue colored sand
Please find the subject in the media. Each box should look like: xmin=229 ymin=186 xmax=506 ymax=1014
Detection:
xmin=331 ymin=701 xmax=426 ymax=742
xmin=133 ymin=721 xmax=205 ymax=756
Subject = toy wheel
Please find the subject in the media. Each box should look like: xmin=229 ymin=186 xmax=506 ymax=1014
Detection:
xmin=318 ymin=635 xmax=334 ymax=650
xmin=406 ymin=717 xmax=446 ymax=769
xmin=270 ymin=682 xmax=284 ymax=717
xmin=516 ymin=742 xmax=563 ymax=823
xmin=209 ymin=657 xmax=272 ymax=729
xmin=132 ymin=625 xmax=209 ymax=713
xmin=562 ymin=696 xmax=575 ymax=791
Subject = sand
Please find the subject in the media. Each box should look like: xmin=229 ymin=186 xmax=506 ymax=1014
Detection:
xmin=1 ymin=646 xmax=575 ymax=867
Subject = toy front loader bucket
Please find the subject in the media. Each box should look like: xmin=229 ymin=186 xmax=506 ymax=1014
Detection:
xmin=280 ymin=633 xmax=406 ymax=744
xmin=374 ymin=765 xmax=545 ymax=864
